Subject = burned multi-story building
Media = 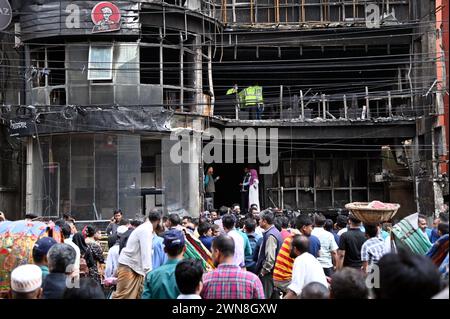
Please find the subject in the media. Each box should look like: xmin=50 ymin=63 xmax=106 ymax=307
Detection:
xmin=1 ymin=0 xmax=448 ymax=221
xmin=209 ymin=0 xmax=449 ymax=220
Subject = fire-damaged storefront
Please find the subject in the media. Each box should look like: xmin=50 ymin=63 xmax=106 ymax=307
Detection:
xmin=209 ymin=121 xmax=418 ymax=220
xmin=2 ymin=0 xmax=447 ymax=221
xmin=5 ymin=0 xmax=219 ymax=220
xmin=11 ymin=111 xmax=208 ymax=220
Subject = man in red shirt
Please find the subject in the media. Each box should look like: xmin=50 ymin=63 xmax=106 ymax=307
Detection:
xmin=201 ymin=235 xmax=265 ymax=299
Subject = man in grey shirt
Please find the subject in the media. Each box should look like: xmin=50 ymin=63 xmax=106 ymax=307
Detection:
xmin=204 ymin=166 xmax=219 ymax=211
xmin=106 ymin=209 xmax=124 ymax=236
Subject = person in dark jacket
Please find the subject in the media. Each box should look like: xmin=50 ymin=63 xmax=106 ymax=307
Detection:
xmin=243 ymin=218 xmax=262 ymax=273
xmin=255 ymin=210 xmax=283 ymax=299
xmin=42 ymin=243 xmax=76 ymax=299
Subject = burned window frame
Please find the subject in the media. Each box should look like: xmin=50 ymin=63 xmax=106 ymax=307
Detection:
xmin=87 ymin=44 xmax=114 ymax=81
xmin=28 ymin=45 xmax=67 ymax=106
xmin=29 ymin=45 xmax=66 ymax=88
xmin=277 ymin=152 xmax=383 ymax=210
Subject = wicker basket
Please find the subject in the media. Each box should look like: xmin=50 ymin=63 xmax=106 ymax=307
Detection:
xmin=345 ymin=202 xmax=400 ymax=225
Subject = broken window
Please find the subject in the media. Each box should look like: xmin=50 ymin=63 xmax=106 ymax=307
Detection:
xmin=333 ymin=159 xmax=350 ymax=187
xmin=140 ymin=46 xmax=160 ymax=85
xmin=296 ymin=160 xmax=313 ymax=188
xmin=334 ymin=190 xmax=350 ymax=208
xmin=88 ymin=45 xmax=113 ymax=80
xmin=315 ymin=160 xmax=332 ymax=187
xmin=30 ymin=46 xmax=66 ymax=88
xmin=47 ymin=46 xmax=65 ymax=86
xmin=317 ymin=190 xmax=332 ymax=208
xmin=280 ymin=152 xmax=375 ymax=209
xmin=163 ymin=48 xmax=180 ymax=87
xmin=183 ymin=51 xmax=194 ymax=88
xmin=352 ymin=159 xmax=368 ymax=187
xmin=50 ymin=88 xmax=66 ymax=105
xmin=283 ymin=190 xmax=296 ymax=210
xmin=164 ymin=89 xmax=180 ymax=110
xmin=30 ymin=48 xmax=46 ymax=87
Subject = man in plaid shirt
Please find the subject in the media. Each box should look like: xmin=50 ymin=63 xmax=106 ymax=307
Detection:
xmin=201 ymin=235 xmax=265 ymax=299
xmin=361 ymin=224 xmax=385 ymax=273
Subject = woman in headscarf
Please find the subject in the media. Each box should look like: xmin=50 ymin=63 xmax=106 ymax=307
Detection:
xmin=72 ymin=232 xmax=89 ymax=277
xmin=84 ymin=225 xmax=105 ymax=284
xmin=248 ymin=168 xmax=260 ymax=211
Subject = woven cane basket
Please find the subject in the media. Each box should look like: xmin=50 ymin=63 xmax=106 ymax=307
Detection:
xmin=345 ymin=202 xmax=400 ymax=225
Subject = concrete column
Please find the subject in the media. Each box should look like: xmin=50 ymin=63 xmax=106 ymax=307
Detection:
xmin=25 ymin=137 xmax=33 ymax=214
xmin=193 ymin=35 xmax=203 ymax=114
xmin=161 ymin=123 xmax=201 ymax=217
xmin=187 ymin=124 xmax=201 ymax=217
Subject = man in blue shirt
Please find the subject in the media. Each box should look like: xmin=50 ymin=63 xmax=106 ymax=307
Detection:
xmin=148 ymin=209 xmax=167 ymax=269
xmin=295 ymin=214 xmax=321 ymax=257
xmin=142 ymin=229 xmax=185 ymax=299
xmin=198 ymin=222 xmax=214 ymax=251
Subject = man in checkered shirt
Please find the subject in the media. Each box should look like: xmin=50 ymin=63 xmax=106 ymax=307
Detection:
xmin=361 ymin=224 xmax=386 ymax=273
xmin=201 ymin=235 xmax=265 ymax=299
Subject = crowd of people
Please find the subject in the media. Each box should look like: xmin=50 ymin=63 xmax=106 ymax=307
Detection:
xmin=0 ymin=204 xmax=449 ymax=299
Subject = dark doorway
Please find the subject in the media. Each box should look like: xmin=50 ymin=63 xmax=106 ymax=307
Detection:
xmin=209 ymin=163 xmax=247 ymax=210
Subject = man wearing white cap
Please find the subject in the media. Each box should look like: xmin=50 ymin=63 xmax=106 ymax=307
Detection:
xmin=105 ymin=225 xmax=128 ymax=279
xmin=10 ymin=264 xmax=43 ymax=299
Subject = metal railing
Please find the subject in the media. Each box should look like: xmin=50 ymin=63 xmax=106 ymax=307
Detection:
xmin=214 ymin=0 xmax=410 ymax=26
xmin=214 ymin=86 xmax=418 ymax=121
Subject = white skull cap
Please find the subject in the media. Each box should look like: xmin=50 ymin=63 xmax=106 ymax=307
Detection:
xmin=10 ymin=264 xmax=42 ymax=293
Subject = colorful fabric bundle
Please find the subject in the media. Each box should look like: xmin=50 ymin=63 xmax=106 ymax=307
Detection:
xmin=426 ymin=234 xmax=449 ymax=267
xmin=392 ymin=213 xmax=432 ymax=255
xmin=183 ymin=231 xmax=215 ymax=271
xmin=0 ymin=220 xmax=62 ymax=293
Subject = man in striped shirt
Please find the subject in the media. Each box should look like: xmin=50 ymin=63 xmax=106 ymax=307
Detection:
xmin=273 ymin=214 xmax=321 ymax=293
xmin=360 ymin=224 xmax=385 ymax=273
xmin=201 ymin=235 xmax=265 ymax=299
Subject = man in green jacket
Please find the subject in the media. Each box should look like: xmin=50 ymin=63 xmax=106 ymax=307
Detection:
xmin=141 ymin=229 xmax=186 ymax=299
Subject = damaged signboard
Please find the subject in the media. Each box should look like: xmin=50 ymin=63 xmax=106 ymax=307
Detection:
xmin=7 ymin=106 xmax=173 ymax=137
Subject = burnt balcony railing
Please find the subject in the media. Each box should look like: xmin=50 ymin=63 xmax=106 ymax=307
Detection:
xmin=142 ymin=0 xmax=218 ymax=19
xmin=214 ymin=0 xmax=411 ymax=27
xmin=213 ymin=86 xmax=421 ymax=121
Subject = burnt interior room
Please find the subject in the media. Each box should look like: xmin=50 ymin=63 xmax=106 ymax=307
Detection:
xmin=211 ymin=44 xmax=413 ymax=119
xmin=206 ymin=135 xmax=414 ymax=215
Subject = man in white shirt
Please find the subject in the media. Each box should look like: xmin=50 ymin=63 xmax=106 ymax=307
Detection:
xmin=311 ymin=213 xmax=338 ymax=276
xmin=284 ymin=235 xmax=328 ymax=299
xmin=105 ymin=225 xmax=129 ymax=278
xmin=112 ymin=217 xmax=153 ymax=299
xmin=222 ymin=214 xmax=245 ymax=268
xmin=61 ymin=223 xmax=80 ymax=274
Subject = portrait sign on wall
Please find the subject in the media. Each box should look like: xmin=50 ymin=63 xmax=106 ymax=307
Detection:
xmin=91 ymin=1 xmax=121 ymax=33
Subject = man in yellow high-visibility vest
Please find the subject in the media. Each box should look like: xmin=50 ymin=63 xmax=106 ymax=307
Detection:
xmin=241 ymin=85 xmax=264 ymax=120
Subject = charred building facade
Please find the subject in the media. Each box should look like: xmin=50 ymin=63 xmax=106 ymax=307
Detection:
xmin=0 ymin=0 xmax=448 ymax=221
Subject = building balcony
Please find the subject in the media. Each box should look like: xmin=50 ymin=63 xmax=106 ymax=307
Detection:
xmin=16 ymin=0 xmax=221 ymax=41
xmin=214 ymin=0 xmax=412 ymax=29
